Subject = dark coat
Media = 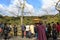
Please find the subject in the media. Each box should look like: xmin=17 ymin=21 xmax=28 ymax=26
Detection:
xmin=13 ymin=27 xmax=17 ymax=32
xmin=34 ymin=26 xmax=37 ymax=33
xmin=21 ymin=25 xmax=26 ymax=31
xmin=3 ymin=26 xmax=11 ymax=34
xmin=52 ymin=29 xmax=57 ymax=39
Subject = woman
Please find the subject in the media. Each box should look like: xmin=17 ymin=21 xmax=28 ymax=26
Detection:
xmin=37 ymin=22 xmax=47 ymax=40
xmin=56 ymin=22 xmax=60 ymax=36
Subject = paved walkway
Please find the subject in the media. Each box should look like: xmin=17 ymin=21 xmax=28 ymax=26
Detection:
xmin=0 ymin=36 xmax=36 ymax=40
xmin=0 ymin=36 xmax=60 ymax=40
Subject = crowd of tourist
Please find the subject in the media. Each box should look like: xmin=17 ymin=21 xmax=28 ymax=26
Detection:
xmin=21 ymin=22 xmax=60 ymax=40
xmin=0 ymin=22 xmax=17 ymax=40
xmin=0 ymin=21 xmax=60 ymax=40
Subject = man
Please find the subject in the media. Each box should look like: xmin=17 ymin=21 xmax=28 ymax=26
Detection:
xmin=13 ymin=25 xmax=17 ymax=36
xmin=3 ymin=23 xmax=11 ymax=40
xmin=21 ymin=24 xmax=26 ymax=38
xmin=34 ymin=23 xmax=38 ymax=40
xmin=52 ymin=23 xmax=57 ymax=40
xmin=46 ymin=23 xmax=52 ymax=40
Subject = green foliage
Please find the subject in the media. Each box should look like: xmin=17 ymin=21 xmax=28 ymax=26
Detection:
xmin=0 ymin=14 xmax=60 ymax=25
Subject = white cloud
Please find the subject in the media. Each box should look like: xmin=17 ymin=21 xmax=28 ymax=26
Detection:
xmin=24 ymin=3 xmax=35 ymax=16
xmin=42 ymin=0 xmax=58 ymax=9
xmin=0 ymin=4 xmax=7 ymax=16
xmin=0 ymin=0 xmax=59 ymax=16
xmin=6 ymin=0 xmax=35 ymax=16
xmin=0 ymin=0 xmax=35 ymax=16
xmin=0 ymin=4 xmax=4 ymax=9
xmin=37 ymin=0 xmax=59 ymax=16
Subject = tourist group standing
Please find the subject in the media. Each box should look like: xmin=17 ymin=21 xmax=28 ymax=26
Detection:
xmin=0 ymin=21 xmax=60 ymax=40
xmin=0 ymin=22 xmax=18 ymax=40
xmin=21 ymin=21 xmax=60 ymax=40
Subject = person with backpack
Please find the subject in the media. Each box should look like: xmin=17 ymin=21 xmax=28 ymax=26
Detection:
xmin=3 ymin=23 xmax=11 ymax=40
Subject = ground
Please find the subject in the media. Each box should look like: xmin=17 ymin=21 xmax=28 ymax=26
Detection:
xmin=0 ymin=36 xmax=60 ymax=40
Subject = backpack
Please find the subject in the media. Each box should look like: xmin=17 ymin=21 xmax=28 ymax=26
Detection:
xmin=8 ymin=27 xmax=11 ymax=32
xmin=4 ymin=29 xmax=8 ymax=34
xmin=4 ymin=27 xmax=10 ymax=34
xmin=0 ymin=28 xmax=3 ymax=33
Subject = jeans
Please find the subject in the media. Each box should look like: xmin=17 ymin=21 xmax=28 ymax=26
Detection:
xmin=26 ymin=31 xmax=29 ymax=38
xmin=22 ymin=31 xmax=24 ymax=38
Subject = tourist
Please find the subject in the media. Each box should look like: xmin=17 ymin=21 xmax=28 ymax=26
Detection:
xmin=34 ymin=23 xmax=38 ymax=39
xmin=46 ymin=23 xmax=51 ymax=40
xmin=37 ymin=22 xmax=47 ymax=40
xmin=21 ymin=24 xmax=26 ymax=38
xmin=25 ymin=25 xmax=30 ymax=38
xmin=3 ymin=23 xmax=11 ymax=40
xmin=56 ymin=22 xmax=60 ymax=36
xmin=52 ymin=23 xmax=57 ymax=40
xmin=29 ymin=24 xmax=35 ymax=37
xmin=13 ymin=25 xmax=17 ymax=36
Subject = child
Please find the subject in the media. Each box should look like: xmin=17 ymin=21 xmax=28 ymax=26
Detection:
xmin=28 ymin=30 xmax=32 ymax=38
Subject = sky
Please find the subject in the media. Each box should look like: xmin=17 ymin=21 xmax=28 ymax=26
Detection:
xmin=0 ymin=0 xmax=59 ymax=16
xmin=0 ymin=0 xmax=11 ymax=6
xmin=26 ymin=0 xmax=42 ymax=9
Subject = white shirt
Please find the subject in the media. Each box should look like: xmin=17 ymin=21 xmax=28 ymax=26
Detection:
xmin=30 ymin=25 xmax=35 ymax=34
xmin=26 ymin=25 xmax=30 ymax=31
